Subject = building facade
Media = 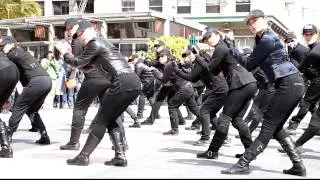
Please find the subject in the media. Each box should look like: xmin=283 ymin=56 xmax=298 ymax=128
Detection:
xmin=0 ymin=0 xmax=316 ymax=59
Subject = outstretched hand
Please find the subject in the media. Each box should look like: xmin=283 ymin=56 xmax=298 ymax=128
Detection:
xmin=223 ymin=36 xmax=236 ymax=49
xmin=55 ymin=40 xmax=72 ymax=55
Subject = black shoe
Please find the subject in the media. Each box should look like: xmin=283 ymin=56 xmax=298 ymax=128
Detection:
xmin=196 ymin=150 xmax=218 ymax=159
xmin=193 ymin=139 xmax=210 ymax=146
xmin=129 ymin=122 xmax=141 ymax=128
xmin=221 ymin=162 xmax=250 ymax=174
xmin=283 ymin=162 xmax=306 ymax=177
xmin=163 ymin=129 xmax=179 ymax=136
xmin=0 ymin=147 xmax=13 ymax=158
xmin=141 ymin=119 xmax=154 ymax=125
xmin=67 ymin=152 xmax=89 ymax=166
xmin=185 ymin=125 xmax=200 ymax=131
xmin=29 ymin=127 xmax=39 ymax=132
xmin=235 ymin=135 xmax=240 ymax=138
xmin=179 ymin=121 xmax=186 ymax=125
xmin=60 ymin=142 xmax=80 ymax=150
xmin=104 ymin=157 xmax=128 ymax=167
xmin=35 ymin=136 xmax=50 ymax=145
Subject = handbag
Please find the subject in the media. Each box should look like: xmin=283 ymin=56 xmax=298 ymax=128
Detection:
xmin=66 ymin=78 xmax=77 ymax=89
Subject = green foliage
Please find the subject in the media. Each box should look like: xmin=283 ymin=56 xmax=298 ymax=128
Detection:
xmin=147 ymin=36 xmax=188 ymax=62
xmin=0 ymin=0 xmax=42 ymax=20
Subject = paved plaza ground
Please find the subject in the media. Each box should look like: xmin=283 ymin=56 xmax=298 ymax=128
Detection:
xmin=0 ymin=105 xmax=319 ymax=179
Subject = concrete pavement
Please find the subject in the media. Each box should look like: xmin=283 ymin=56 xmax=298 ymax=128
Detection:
xmin=0 ymin=105 xmax=319 ymax=178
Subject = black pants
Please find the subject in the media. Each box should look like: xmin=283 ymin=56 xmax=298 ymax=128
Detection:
xmin=246 ymin=85 xmax=275 ymax=132
xmin=167 ymin=83 xmax=200 ymax=131
xmin=9 ymin=76 xmax=52 ymax=132
xmin=137 ymin=80 xmax=156 ymax=116
xmin=291 ymin=77 xmax=320 ymax=123
xmin=199 ymin=88 xmax=228 ymax=140
xmin=245 ymin=73 xmax=305 ymax=158
xmin=210 ymin=82 xmax=257 ymax=152
xmin=90 ymin=73 xmax=141 ymax=140
xmin=0 ymin=66 xmax=19 ymax=109
xmin=296 ymin=104 xmax=320 ymax=146
xmin=71 ymin=77 xmax=110 ymax=129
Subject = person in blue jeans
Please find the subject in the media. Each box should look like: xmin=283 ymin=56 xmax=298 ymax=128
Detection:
xmin=221 ymin=9 xmax=306 ymax=177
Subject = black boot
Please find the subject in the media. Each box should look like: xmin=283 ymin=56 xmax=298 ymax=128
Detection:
xmin=111 ymin=136 xmax=129 ymax=151
xmin=279 ymin=137 xmax=306 ymax=177
xmin=129 ymin=118 xmax=141 ymax=128
xmin=286 ymin=118 xmax=300 ymax=135
xmin=196 ymin=150 xmax=218 ymax=159
xmin=60 ymin=127 xmax=81 ymax=150
xmin=67 ymin=133 xmax=101 ymax=166
xmin=0 ymin=121 xmax=13 ymax=158
xmin=35 ymin=130 xmax=50 ymax=145
xmin=105 ymin=128 xmax=127 ymax=167
xmin=221 ymin=155 xmax=250 ymax=174
xmin=142 ymin=101 xmax=162 ymax=125
xmin=221 ymin=139 xmax=265 ymax=174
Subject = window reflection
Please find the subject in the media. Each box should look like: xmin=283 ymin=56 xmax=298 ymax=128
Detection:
xmin=107 ymin=21 xmax=163 ymax=39
xmin=149 ymin=0 xmax=162 ymax=12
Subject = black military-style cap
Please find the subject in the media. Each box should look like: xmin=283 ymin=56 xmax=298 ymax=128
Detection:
xmin=65 ymin=18 xmax=78 ymax=27
xmin=201 ymin=27 xmax=219 ymax=41
xmin=76 ymin=20 xmax=93 ymax=33
xmin=302 ymin=24 xmax=318 ymax=34
xmin=244 ymin=9 xmax=265 ymax=25
xmin=285 ymin=31 xmax=297 ymax=42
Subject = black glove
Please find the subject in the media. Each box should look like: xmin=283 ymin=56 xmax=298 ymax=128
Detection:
xmin=172 ymin=61 xmax=180 ymax=72
xmin=223 ymin=36 xmax=236 ymax=49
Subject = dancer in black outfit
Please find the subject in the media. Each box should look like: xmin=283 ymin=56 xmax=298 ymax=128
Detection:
xmin=56 ymin=20 xmax=141 ymax=167
xmin=0 ymin=52 xmax=19 ymax=157
xmin=60 ymin=19 xmax=129 ymax=151
xmin=221 ymin=10 xmax=306 ymax=176
xmin=286 ymin=26 xmax=320 ymax=134
xmin=195 ymin=28 xmax=257 ymax=160
xmin=278 ymin=25 xmax=320 ymax=155
xmin=1 ymin=36 xmax=52 ymax=145
xmin=173 ymin=50 xmax=229 ymax=145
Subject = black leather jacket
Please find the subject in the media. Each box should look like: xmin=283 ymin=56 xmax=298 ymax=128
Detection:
xmin=174 ymin=55 xmax=229 ymax=93
xmin=64 ymin=37 xmax=133 ymax=83
xmin=135 ymin=59 xmax=155 ymax=85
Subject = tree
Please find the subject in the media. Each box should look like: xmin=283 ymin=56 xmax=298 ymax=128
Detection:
xmin=147 ymin=35 xmax=188 ymax=62
xmin=0 ymin=0 xmax=42 ymax=20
